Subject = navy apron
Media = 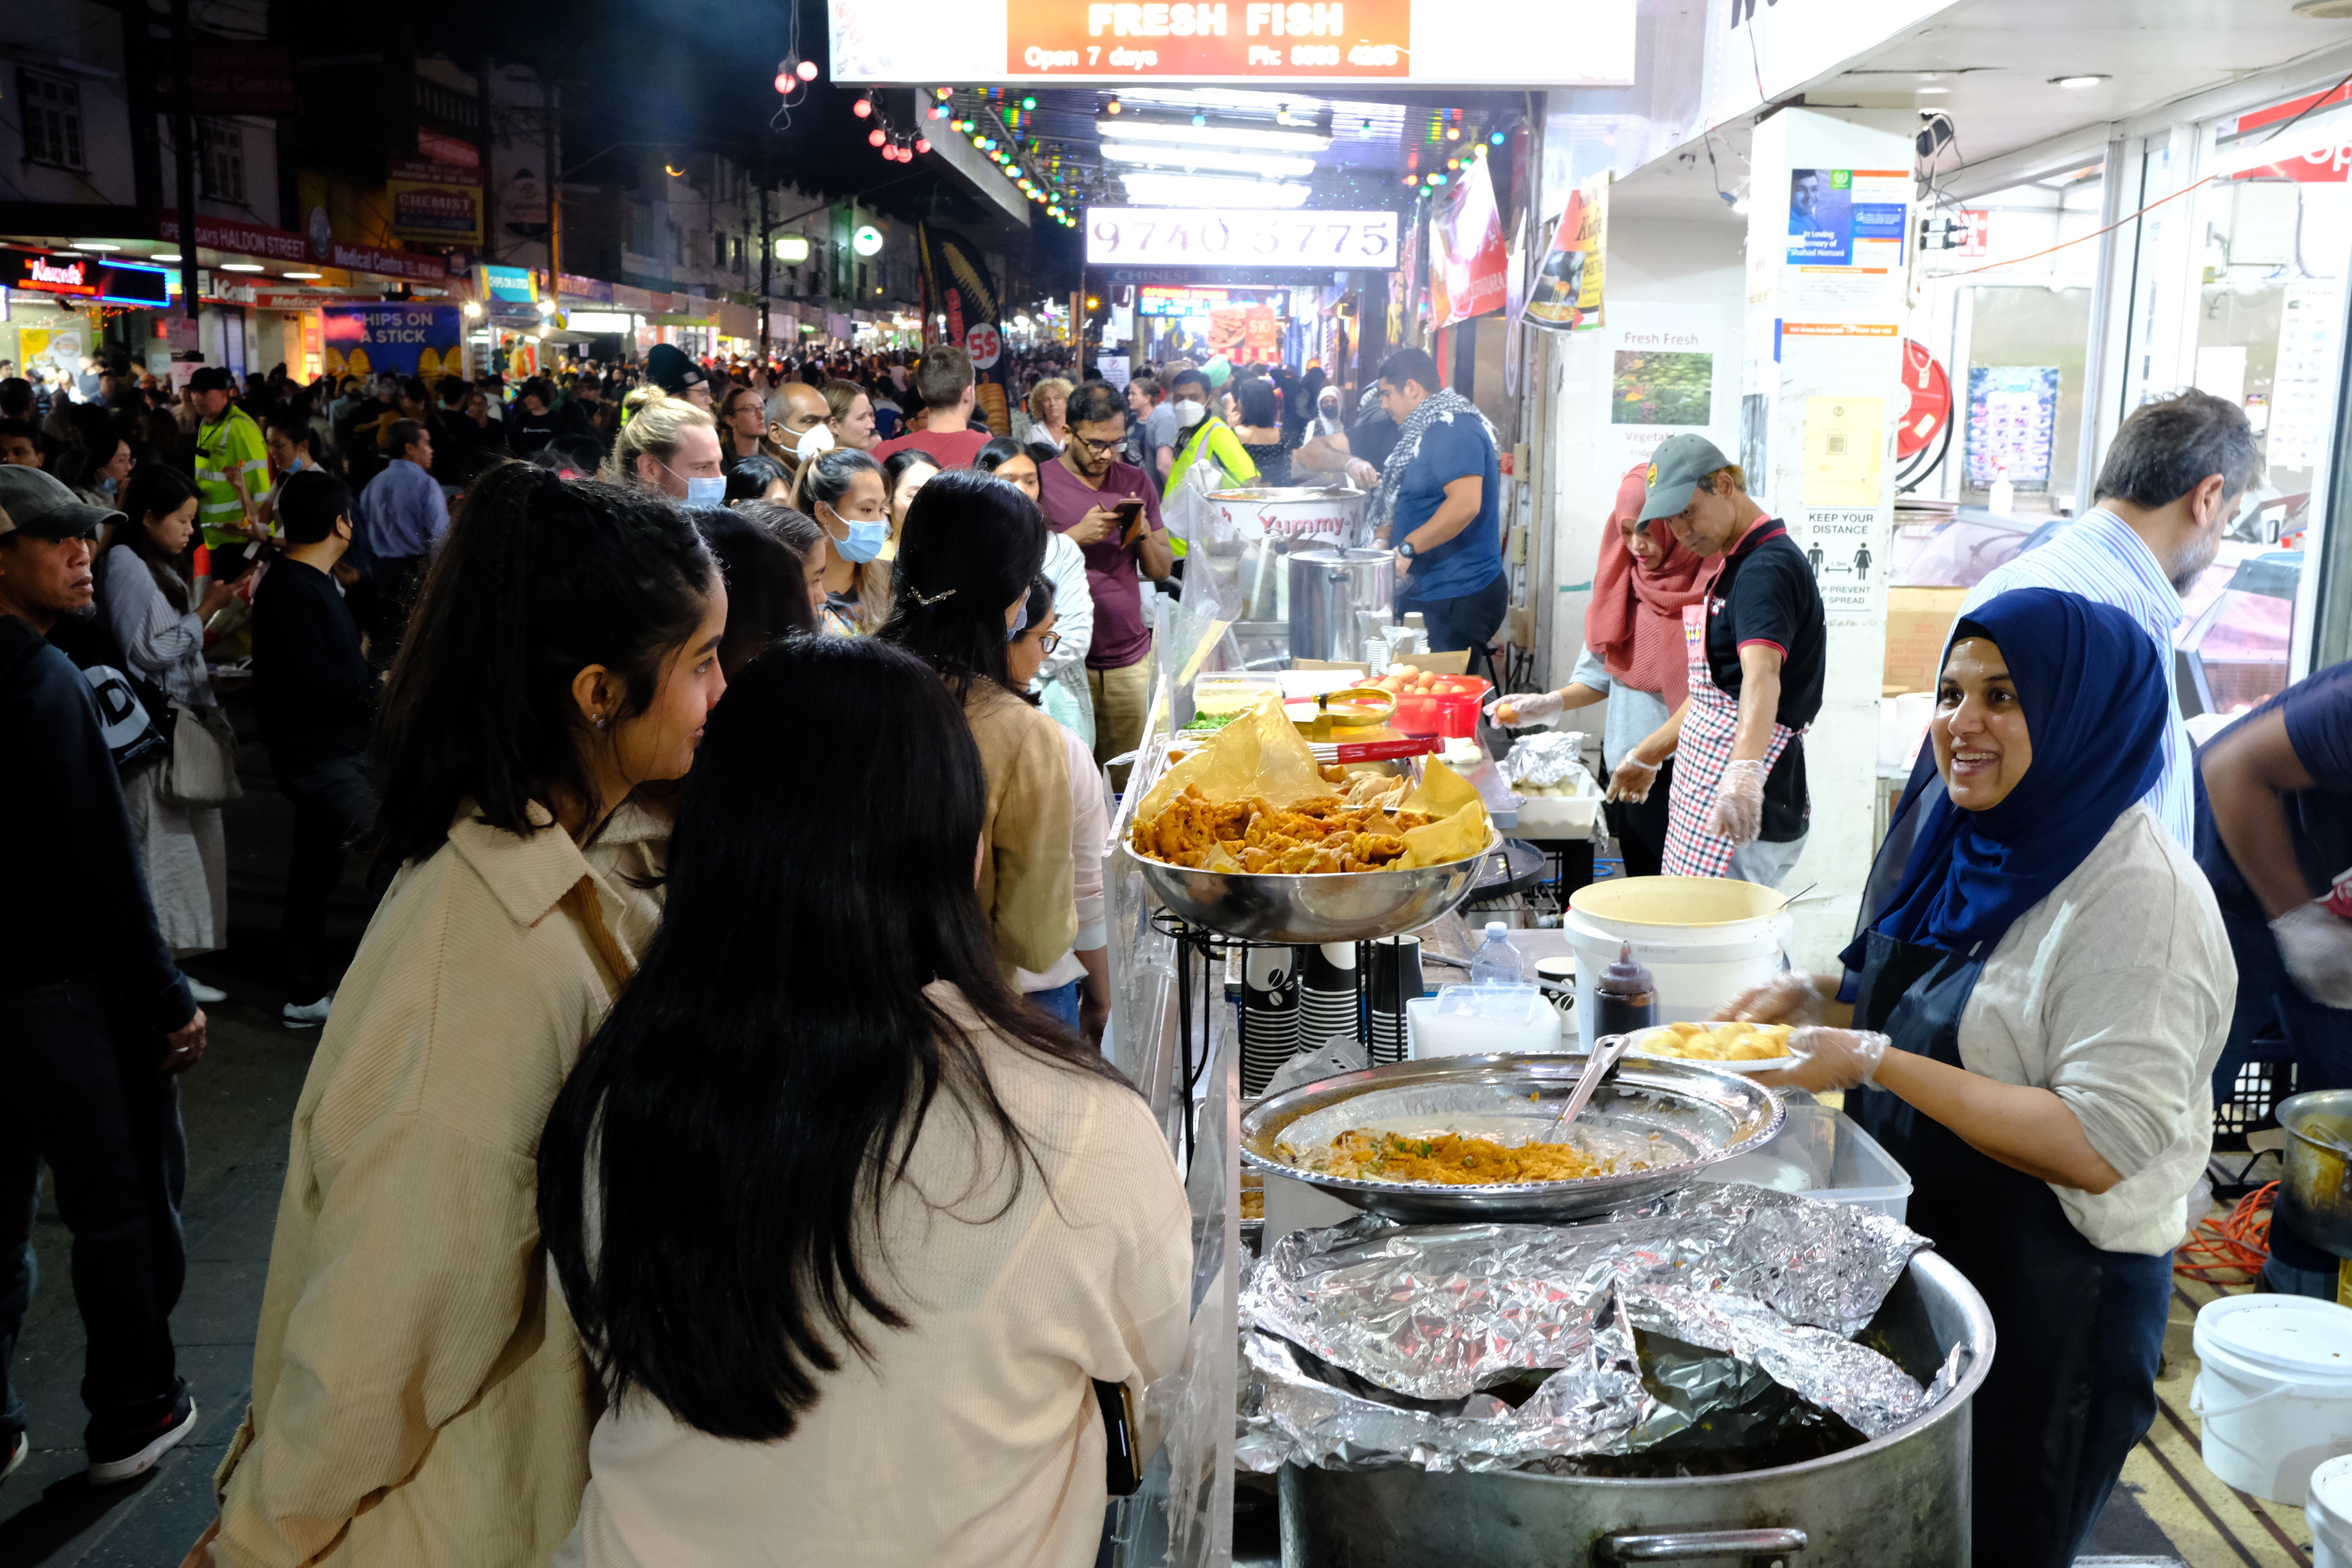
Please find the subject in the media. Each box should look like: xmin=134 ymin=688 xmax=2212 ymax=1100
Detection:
xmin=1848 ymin=928 xmax=2171 ymax=1568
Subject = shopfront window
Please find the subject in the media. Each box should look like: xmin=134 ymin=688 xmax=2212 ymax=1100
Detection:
xmin=2162 ymin=90 xmax=2350 ymax=711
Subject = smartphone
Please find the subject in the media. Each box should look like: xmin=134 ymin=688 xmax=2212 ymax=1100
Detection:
xmin=1093 ymin=1378 xmax=1144 ymax=1496
xmin=1113 ymin=498 xmax=1148 ymax=546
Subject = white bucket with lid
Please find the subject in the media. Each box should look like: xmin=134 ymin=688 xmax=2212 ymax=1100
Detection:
xmin=2191 ymin=1293 xmax=2352 ymax=1505
xmin=2309 ymin=1453 xmax=2352 ymax=1568
xmin=1562 ymin=877 xmax=1793 ymax=1047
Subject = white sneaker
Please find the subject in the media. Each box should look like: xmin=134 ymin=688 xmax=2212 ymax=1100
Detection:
xmin=282 ymin=995 xmax=334 ymax=1029
xmin=186 ymin=979 xmax=228 ymax=1004
xmin=86 ymin=1385 xmax=196 ymax=1485
xmin=1 ymin=1429 xmax=26 ymax=1485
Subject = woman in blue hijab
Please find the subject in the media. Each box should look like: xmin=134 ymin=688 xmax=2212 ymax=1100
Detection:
xmin=1722 ymin=588 xmax=2234 ymax=1568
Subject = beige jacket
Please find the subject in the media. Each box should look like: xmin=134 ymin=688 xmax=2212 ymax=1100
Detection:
xmin=556 ymin=983 xmax=1193 ymax=1568
xmin=966 ymin=684 xmax=1077 ymax=982
xmin=212 ymin=803 xmax=657 ymax=1566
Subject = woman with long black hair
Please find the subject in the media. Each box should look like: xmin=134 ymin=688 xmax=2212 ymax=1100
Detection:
xmin=539 ymin=637 xmax=1190 ymax=1568
xmin=192 ymin=462 xmax=728 ymax=1568
xmin=879 ymin=466 xmax=1076 ymax=982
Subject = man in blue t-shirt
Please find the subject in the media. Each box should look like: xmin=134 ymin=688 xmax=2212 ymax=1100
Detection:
xmin=2196 ymin=657 xmax=2352 ymax=1297
xmin=1369 ymin=348 xmax=1506 ymax=660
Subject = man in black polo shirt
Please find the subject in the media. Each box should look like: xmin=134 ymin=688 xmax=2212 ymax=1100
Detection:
xmin=1611 ymin=435 xmax=1824 ymax=887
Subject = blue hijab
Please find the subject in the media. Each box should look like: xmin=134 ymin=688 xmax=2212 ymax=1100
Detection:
xmin=1846 ymin=588 xmax=2167 ymax=966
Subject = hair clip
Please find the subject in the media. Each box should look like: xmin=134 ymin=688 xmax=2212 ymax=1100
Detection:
xmin=910 ymin=586 xmax=957 ymax=606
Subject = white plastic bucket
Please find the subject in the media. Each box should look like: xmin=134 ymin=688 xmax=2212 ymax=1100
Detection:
xmin=2191 ymin=1293 xmax=2352 ymax=1505
xmin=1563 ymin=877 xmax=1793 ymax=1047
xmin=2308 ymin=1453 xmax=2352 ymax=1568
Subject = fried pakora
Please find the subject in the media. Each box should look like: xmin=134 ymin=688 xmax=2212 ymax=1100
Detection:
xmin=1131 ymin=784 xmax=1435 ymax=873
xmin=1278 ymin=1129 xmax=1611 ymax=1186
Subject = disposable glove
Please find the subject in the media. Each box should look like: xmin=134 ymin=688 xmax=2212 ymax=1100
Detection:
xmin=1708 ymin=758 xmax=1770 ymax=844
xmin=1770 ymin=1027 xmax=1891 ymax=1093
xmin=1719 ymin=970 xmax=1825 ymax=1028
xmin=2273 ymin=902 xmax=2352 ymax=1008
xmin=1487 ymin=689 xmax=1566 ymax=727
xmin=1606 ymin=755 xmax=1660 ymax=804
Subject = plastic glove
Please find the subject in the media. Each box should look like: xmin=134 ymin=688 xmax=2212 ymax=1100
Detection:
xmin=1770 ymin=1027 xmax=1890 ymax=1093
xmin=1719 ymin=970 xmax=1825 ymax=1028
xmin=1708 ymin=758 xmax=1770 ymax=845
xmin=1606 ymin=755 xmax=1659 ymax=804
xmin=2273 ymin=902 xmax=2352 ymax=1008
xmin=1487 ymin=689 xmax=1566 ymax=727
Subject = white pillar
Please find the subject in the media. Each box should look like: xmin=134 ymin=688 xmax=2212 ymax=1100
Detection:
xmin=1740 ymin=109 xmax=1913 ymax=964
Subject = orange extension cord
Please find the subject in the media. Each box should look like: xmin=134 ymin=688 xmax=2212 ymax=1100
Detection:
xmin=2174 ymin=1183 xmax=2276 ymax=1283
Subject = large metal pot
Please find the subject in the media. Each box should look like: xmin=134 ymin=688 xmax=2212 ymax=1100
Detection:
xmin=1211 ymin=485 xmax=1369 ymax=545
xmin=2279 ymin=1089 xmax=2352 ymax=1255
xmin=1279 ymin=1251 xmax=1993 ymax=1566
xmin=1289 ymin=547 xmax=1395 ymax=663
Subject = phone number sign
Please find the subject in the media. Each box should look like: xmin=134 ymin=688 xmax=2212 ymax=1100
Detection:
xmin=1010 ymin=0 xmax=1409 ymax=78
xmin=1087 ymin=208 xmax=1397 ymax=270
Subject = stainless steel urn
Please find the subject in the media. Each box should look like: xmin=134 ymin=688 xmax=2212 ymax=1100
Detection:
xmin=1287 ymin=547 xmax=1396 ymax=664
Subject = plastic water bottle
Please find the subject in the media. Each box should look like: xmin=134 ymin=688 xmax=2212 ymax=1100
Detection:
xmin=1469 ymin=922 xmax=1524 ymax=986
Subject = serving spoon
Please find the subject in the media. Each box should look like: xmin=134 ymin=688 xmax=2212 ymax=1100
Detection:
xmin=1540 ymin=1032 xmax=1634 ymax=1144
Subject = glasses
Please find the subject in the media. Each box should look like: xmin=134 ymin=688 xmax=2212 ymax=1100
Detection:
xmin=1066 ymin=427 xmax=1125 ymax=457
xmin=1034 ymin=631 xmax=1062 ymax=656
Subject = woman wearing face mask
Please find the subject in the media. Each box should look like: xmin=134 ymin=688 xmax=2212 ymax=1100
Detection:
xmin=100 ymin=465 xmax=236 ymax=983
xmin=976 ymin=436 xmax=1095 ymax=747
xmin=1721 ymin=588 xmax=2233 ymax=1568
xmin=606 ymin=390 xmax=725 ymax=505
xmin=1488 ymin=464 xmax=1706 ymax=877
xmin=188 ymin=465 xmax=729 ymax=1568
xmin=796 ymin=447 xmax=889 ymax=636
xmin=1003 ymin=574 xmax=1111 ymax=1044
xmin=76 ymin=433 xmax=136 ymax=511
xmin=879 ymin=469 xmax=1075 ymax=984
xmin=822 ymin=379 xmax=877 ymax=452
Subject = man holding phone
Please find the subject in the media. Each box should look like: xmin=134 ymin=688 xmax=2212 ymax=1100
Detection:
xmin=1039 ymin=380 xmax=1173 ymax=781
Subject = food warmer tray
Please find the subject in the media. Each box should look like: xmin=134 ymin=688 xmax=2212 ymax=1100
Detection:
xmin=1118 ymin=831 xmax=1501 ymax=945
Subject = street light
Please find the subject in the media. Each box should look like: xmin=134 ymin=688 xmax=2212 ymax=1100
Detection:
xmin=775 ymin=235 xmax=811 ymax=263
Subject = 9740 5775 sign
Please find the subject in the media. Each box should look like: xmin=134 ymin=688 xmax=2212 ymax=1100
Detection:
xmin=1086 ymin=208 xmax=1398 ymax=268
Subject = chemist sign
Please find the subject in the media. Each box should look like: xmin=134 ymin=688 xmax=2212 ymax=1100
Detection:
xmin=318 ymin=304 xmax=466 ymax=386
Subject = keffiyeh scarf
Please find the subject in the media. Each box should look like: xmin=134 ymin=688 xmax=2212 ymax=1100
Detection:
xmin=1368 ymin=387 xmax=1499 ymax=534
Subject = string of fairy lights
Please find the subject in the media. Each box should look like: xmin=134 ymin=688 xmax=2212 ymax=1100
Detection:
xmin=925 ymin=88 xmax=1089 ymax=228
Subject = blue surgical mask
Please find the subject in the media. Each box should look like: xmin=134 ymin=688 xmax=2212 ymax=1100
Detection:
xmin=1008 ymin=597 xmax=1029 ymax=641
xmin=823 ymin=502 xmax=888 ymax=564
xmin=684 ymin=476 xmax=727 ymax=506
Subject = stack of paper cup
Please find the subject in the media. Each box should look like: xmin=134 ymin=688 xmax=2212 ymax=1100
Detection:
xmin=1297 ymin=943 xmax=1361 ymax=1055
xmin=1240 ymin=946 xmax=1300 ymax=1098
xmin=1366 ymin=936 xmax=1423 ymax=1064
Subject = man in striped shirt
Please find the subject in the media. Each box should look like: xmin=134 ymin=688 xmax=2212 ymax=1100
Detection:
xmin=188 ymin=366 xmax=270 ymax=561
xmin=1957 ymin=391 xmax=2260 ymax=848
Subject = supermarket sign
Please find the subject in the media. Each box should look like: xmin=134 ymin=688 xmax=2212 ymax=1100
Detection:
xmin=828 ymin=0 xmax=1633 ymax=85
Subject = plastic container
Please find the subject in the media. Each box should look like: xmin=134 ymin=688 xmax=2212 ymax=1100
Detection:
xmin=1406 ymin=985 xmax=1565 ymax=1058
xmin=2191 ymin=1293 xmax=2352 ymax=1505
xmin=1709 ymin=1099 xmax=1913 ymax=1223
xmin=2309 ymin=1453 xmax=2352 ymax=1568
xmin=1436 ymin=691 xmax=1482 ymax=739
xmin=1385 ymin=674 xmax=1494 ymax=736
xmin=1470 ymin=923 xmax=1525 ymax=985
xmin=1191 ymin=671 xmax=1283 ymax=718
xmin=1591 ymin=942 xmax=1658 ymax=1040
xmin=1563 ymin=877 xmax=1793 ymax=1048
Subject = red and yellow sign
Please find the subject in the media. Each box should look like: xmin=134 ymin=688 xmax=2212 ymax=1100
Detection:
xmin=1006 ymin=0 xmax=1409 ymax=78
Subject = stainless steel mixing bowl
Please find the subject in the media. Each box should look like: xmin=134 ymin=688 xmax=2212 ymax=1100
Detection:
xmin=1119 ymin=832 xmax=1500 ymax=945
xmin=1240 ymin=1051 xmax=1785 ymax=1222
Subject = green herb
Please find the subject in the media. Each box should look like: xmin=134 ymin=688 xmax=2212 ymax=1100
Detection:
xmin=1183 ymin=710 xmax=1243 ymax=732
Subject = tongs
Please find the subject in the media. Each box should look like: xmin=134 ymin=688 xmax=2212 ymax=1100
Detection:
xmin=1540 ymin=1033 xmax=1634 ymax=1144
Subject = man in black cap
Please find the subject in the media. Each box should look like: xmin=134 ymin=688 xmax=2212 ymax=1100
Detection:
xmin=0 ymin=464 xmax=206 ymax=1487
xmin=644 ymin=343 xmax=712 ymax=409
xmin=1611 ymin=434 xmax=1824 ymax=888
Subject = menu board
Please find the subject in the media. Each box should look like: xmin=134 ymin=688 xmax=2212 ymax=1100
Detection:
xmin=1965 ymin=366 xmax=2060 ymax=488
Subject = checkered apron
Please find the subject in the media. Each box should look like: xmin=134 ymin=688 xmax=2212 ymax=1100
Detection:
xmin=1660 ymin=600 xmax=1804 ymax=877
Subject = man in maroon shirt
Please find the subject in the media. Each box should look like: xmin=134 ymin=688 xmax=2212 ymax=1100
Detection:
xmin=1037 ymin=381 xmax=1174 ymax=778
xmin=871 ymin=345 xmax=994 ymax=470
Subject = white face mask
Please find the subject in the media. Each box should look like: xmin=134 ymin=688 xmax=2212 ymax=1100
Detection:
xmin=1173 ymin=399 xmax=1207 ymax=429
xmin=791 ymin=422 xmax=835 ymax=462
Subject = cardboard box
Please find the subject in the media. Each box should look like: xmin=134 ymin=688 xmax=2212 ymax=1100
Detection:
xmin=1883 ymin=586 xmax=1967 ymax=695
xmin=1392 ymin=649 xmax=1473 ymax=675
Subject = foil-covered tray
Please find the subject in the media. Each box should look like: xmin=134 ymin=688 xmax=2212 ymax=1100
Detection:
xmin=1240 ymin=1052 xmax=1783 ymax=1222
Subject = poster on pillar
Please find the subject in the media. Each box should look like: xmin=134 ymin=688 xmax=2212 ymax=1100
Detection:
xmin=1773 ymin=326 xmax=1901 ymax=628
xmin=1522 ymin=172 xmax=1607 ymax=333
xmin=1602 ymin=302 xmax=1736 ymax=479
xmin=917 ymin=225 xmax=1010 ymax=436
xmin=1427 ymin=155 xmax=1508 ymax=330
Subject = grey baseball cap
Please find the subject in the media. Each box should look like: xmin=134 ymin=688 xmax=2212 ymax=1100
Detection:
xmin=1636 ymin=432 xmax=1736 ymax=526
xmin=0 ymin=464 xmax=119 ymax=541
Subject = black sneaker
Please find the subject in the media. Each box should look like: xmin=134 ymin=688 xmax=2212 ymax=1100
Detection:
xmin=86 ymin=1382 xmax=196 ymax=1485
xmin=1 ymin=1429 xmax=26 ymax=1485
